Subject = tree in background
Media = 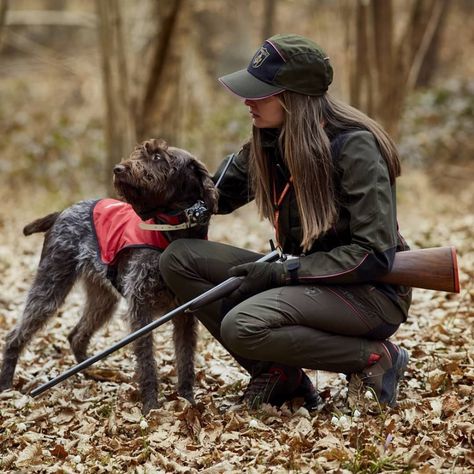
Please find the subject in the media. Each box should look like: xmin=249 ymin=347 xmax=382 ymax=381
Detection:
xmin=262 ymin=0 xmax=277 ymax=40
xmin=134 ymin=0 xmax=191 ymax=144
xmin=97 ymin=0 xmax=194 ymax=195
xmin=0 ymin=0 xmax=467 ymax=197
xmin=0 ymin=0 xmax=8 ymax=49
xmin=349 ymin=0 xmax=450 ymax=136
xmin=97 ymin=0 xmax=135 ymax=193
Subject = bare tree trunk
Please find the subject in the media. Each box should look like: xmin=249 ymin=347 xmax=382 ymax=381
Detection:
xmin=349 ymin=0 xmax=450 ymax=137
xmin=370 ymin=0 xmax=399 ymax=134
xmin=414 ymin=1 xmax=450 ymax=87
xmin=96 ymin=0 xmax=136 ymax=196
xmin=262 ymin=0 xmax=277 ymax=40
xmin=406 ymin=0 xmax=449 ymax=89
xmin=350 ymin=1 xmax=366 ymax=110
xmin=136 ymin=0 xmax=187 ymax=141
xmin=350 ymin=1 xmax=376 ymax=117
xmin=96 ymin=0 xmax=194 ymax=189
xmin=0 ymin=0 xmax=9 ymax=50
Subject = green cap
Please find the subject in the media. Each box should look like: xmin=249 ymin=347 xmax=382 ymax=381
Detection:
xmin=219 ymin=34 xmax=333 ymax=99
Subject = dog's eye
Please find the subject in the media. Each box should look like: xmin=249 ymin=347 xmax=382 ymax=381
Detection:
xmin=152 ymin=153 xmax=162 ymax=161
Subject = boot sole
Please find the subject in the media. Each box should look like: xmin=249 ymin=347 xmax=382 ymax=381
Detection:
xmin=388 ymin=348 xmax=409 ymax=407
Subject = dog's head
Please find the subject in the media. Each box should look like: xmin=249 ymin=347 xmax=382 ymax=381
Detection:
xmin=113 ymin=138 xmax=218 ymax=221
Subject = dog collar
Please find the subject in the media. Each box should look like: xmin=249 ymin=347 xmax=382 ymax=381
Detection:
xmin=139 ymin=221 xmax=198 ymax=231
xmin=139 ymin=200 xmax=209 ymax=232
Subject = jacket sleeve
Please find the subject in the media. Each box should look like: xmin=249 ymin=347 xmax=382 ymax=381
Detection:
xmin=282 ymin=131 xmax=399 ymax=284
xmin=212 ymin=144 xmax=255 ymax=214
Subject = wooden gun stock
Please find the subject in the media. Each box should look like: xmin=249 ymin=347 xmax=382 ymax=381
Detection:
xmin=378 ymin=247 xmax=460 ymax=293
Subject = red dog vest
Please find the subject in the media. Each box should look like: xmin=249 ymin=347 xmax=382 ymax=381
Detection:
xmin=92 ymin=198 xmax=174 ymax=265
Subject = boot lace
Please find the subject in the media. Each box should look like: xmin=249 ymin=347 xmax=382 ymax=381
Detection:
xmin=347 ymin=373 xmax=366 ymax=409
xmin=241 ymin=372 xmax=281 ymax=410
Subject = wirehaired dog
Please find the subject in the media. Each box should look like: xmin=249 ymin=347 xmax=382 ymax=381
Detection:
xmin=0 ymin=139 xmax=218 ymax=414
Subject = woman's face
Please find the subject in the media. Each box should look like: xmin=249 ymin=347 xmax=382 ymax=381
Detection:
xmin=244 ymin=95 xmax=285 ymax=128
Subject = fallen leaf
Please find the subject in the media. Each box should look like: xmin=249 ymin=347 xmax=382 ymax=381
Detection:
xmin=15 ymin=444 xmax=41 ymax=467
xmin=50 ymin=443 xmax=68 ymax=459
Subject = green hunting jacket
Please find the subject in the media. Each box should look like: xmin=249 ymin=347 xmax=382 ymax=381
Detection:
xmin=213 ymin=129 xmax=412 ymax=320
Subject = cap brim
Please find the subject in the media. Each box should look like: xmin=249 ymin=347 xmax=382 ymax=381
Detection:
xmin=218 ymin=69 xmax=284 ymax=100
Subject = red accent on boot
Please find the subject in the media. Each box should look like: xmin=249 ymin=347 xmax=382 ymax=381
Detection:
xmin=367 ymin=353 xmax=382 ymax=366
xmin=268 ymin=367 xmax=288 ymax=383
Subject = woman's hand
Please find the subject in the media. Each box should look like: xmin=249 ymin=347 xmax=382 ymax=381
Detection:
xmin=228 ymin=262 xmax=285 ymax=299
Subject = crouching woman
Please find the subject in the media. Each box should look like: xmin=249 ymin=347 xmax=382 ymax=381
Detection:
xmin=160 ymin=34 xmax=411 ymax=409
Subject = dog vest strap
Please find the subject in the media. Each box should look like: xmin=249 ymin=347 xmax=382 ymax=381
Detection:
xmin=272 ymin=175 xmax=293 ymax=247
xmin=138 ymin=221 xmax=198 ymax=231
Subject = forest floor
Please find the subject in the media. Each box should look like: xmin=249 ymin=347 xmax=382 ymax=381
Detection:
xmin=0 ymin=169 xmax=472 ymax=473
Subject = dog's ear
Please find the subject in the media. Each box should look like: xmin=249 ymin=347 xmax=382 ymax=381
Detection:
xmin=128 ymin=139 xmax=169 ymax=161
xmin=144 ymin=139 xmax=168 ymax=156
xmin=191 ymin=159 xmax=219 ymax=214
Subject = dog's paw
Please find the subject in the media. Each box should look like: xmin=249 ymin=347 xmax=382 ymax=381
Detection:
xmin=0 ymin=380 xmax=13 ymax=392
xmin=142 ymin=399 xmax=160 ymax=415
xmin=178 ymin=390 xmax=196 ymax=406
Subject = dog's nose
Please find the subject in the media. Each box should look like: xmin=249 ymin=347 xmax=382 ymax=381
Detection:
xmin=113 ymin=164 xmax=126 ymax=175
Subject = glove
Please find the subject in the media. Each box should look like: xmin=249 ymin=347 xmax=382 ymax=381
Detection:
xmin=228 ymin=261 xmax=286 ymax=300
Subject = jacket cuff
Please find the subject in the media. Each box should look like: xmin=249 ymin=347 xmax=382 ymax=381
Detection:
xmin=281 ymin=258 xmax=300 ymax=285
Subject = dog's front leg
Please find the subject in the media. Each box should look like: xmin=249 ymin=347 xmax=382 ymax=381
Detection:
xmin=127 ymin=301 xmax=160 ymax=414
xmin=173 ymin=313 xmax=197 ymax=404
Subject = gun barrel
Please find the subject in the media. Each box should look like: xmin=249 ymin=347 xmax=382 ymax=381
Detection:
xmin=30 ymin=249 xmax=281 ymax=397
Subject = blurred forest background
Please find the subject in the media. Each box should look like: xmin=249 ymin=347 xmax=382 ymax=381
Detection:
xmin=0 ymin=1 xmax=473 ymax=472
xmin=0 ymin=0 xmax=473 ymax=206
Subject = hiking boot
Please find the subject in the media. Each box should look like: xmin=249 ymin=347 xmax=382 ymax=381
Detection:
xmin=293 ymin=372 xmax=323 ymax=411
xmin=241 ymin=364 xmax=321 ymax=410
xmin=347 ymin=341 xmax=409 ymax=408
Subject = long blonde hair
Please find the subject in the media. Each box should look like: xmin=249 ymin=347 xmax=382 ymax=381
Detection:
xmin=250 ymin=91 xmax=401 ymax=252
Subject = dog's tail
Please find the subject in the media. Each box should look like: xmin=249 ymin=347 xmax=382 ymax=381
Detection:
xmin=23 ymin=212 xmax=61 ymax=236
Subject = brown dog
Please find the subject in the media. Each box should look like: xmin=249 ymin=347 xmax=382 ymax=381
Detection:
xmin=0 ymin=139 xmax=218 ymax=414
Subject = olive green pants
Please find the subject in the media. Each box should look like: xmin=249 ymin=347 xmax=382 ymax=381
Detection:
xmin=159 ymin=239 xmax=405 ymax=375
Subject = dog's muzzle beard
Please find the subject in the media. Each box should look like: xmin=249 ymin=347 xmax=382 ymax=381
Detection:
xmin=113 ymin=164 xmax=153 ymax=200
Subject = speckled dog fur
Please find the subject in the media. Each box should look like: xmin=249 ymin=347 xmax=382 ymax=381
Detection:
xmin=0 ymin=139 xmax=218 ymax=414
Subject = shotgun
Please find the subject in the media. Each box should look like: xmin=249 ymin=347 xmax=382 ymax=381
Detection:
xmin=30 ymin=245 xmax=459 ymax=397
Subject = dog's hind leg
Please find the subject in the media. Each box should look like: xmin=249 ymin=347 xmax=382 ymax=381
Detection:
xmin=0 ymin=256 xmax=77 ymax=391
xmin=173 ymin=313 xmax=197 ymax=404
xmin=68 ymin=276 xmax=120 ymax=363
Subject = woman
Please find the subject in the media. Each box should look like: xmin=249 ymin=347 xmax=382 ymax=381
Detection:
xmin=160 ymin=34 xmax=411 ymax=410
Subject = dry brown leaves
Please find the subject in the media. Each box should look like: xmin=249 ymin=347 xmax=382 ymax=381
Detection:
xmin=0 ymin=186 xmax=472 ymax=473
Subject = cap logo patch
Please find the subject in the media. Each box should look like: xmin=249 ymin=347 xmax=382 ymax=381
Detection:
xmin=252 ymin=46 xmax=270 ymax=68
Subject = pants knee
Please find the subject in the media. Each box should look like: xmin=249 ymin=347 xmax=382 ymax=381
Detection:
xmin=220 ymin=308 xmax=264 ymax=358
